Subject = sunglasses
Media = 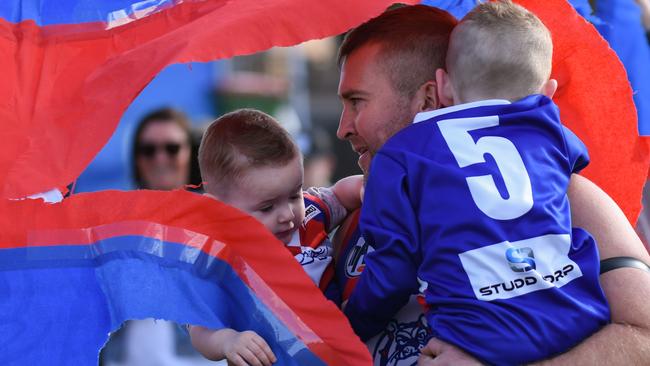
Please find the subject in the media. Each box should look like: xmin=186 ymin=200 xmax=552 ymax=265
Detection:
xmin=137 ymin=143 xmax=184 ymax=158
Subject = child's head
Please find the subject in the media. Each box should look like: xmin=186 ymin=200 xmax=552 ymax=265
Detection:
xmin=436 ymin=0 xmax=556 ymax=105
xmin=199 ymin=109 xmax=305 ymax=244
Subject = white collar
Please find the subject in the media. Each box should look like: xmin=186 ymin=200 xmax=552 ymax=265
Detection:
xmin=413 ymin=99 xmax=511 ymax=124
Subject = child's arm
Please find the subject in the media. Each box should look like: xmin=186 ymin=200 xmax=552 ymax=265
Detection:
xmin=343 ymin=151 xmax=420 ymax=341
xmin=189 ymin=325 xmax=276 ymax=366
xmin=331 ymin=175 xmax=364 ymax=212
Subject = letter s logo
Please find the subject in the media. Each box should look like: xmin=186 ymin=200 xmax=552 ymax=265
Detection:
xmin=506 ymin=247 xmax=536 ymax=272
xmin=479 ymin=286 xmax=492 ymax=296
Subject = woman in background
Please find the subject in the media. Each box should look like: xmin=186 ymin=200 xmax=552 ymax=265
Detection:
xmin=101 ymin=107 xmax=213 ymax=366
xmin=133 ymin=108 xmax=195 ymax=191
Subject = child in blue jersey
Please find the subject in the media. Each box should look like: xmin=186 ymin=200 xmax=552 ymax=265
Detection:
xmin=189 ymin=109 xmax=362 ymax=366
xmin=345 ymin=1 xmax=610 ymax=364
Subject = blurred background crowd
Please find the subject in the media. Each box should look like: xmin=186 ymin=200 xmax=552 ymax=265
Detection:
xmin=84 ymin=0 xmax=650 ymax=364
xmin=76 ymin=36 xmax=353 ymax=196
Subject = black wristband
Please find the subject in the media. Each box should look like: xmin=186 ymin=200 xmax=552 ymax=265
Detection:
xmin=600 ymin=256 xmax=650 ymax=275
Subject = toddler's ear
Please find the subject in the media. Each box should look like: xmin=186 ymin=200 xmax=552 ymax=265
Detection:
xmin=541 ymin=79 xmax=558 ymax=99
xmin=435 ymin=68 xmax=454 ymax=107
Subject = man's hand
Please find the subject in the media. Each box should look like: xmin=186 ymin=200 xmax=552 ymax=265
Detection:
xmin=223 ymin=330 xmax=277 ymax=366
xmin=417 ymin=338 xmax=483 ymax=366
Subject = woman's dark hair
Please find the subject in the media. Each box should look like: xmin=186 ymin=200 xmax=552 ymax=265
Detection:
xmin=132 ymin=107 xmax=194 ymax=189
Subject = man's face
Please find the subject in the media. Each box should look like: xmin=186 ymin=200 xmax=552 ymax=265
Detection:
xmin=337 ymin=43 xmax=415 ymax=178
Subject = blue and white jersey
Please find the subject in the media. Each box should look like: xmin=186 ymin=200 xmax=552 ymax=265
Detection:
xmin=333 ymin=210 xmax=432 ymax=366
xmin=345 ymin=95 xmax=610 ymax=365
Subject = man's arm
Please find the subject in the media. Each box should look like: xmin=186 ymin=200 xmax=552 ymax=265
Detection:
xmin=534 ymin=174 xmax=650 ymax=365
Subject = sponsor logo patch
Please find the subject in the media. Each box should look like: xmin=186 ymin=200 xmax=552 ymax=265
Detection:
xmin=506 ymin=247 xmax=536 ymax=272
xmin=303 ymin=204 xmax=320 ymax=223
xmin=345 ymin=236 xmax=374 ymax=277
xmin=458 ymin=234 xmax=582 ymax=301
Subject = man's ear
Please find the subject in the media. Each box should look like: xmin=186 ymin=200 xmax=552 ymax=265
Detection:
xmin=541 ymin=79 xmax=558 ymax=99
xmin=412 ymin=80 xmax=440 ymax=113
xmin=435 ymin=68 xmax=454 ymax=107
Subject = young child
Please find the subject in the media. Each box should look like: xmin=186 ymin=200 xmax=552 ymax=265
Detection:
xmin=344 ymin=1 xmax=610 ymax=364
xmin=190 ymin=109 xmax=362 ymax=365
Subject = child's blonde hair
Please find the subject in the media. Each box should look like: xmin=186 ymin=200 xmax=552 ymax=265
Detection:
xmin=447 ymin=0 xmax=553 ymax=102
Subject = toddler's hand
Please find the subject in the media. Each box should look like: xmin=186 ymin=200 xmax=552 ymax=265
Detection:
xmin=224 ymin=330 xmax=277 ymax=366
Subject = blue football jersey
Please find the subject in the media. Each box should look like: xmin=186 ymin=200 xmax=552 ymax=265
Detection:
xmin=333 ymin=210 xmax=433 ymax=366
xmin=345 ymin=95 xmax=610 ymax=365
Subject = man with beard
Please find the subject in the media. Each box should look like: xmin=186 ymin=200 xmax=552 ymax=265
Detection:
xmin=333 ymin=5 xmax=650 ymax=365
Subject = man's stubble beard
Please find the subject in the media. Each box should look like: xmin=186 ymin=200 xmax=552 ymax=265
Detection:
xmin=363 ymin=101 xmax=414 ymax=183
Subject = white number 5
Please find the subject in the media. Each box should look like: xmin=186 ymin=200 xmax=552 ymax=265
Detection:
xmin=438 ymin=116 xmax=533 ymax=220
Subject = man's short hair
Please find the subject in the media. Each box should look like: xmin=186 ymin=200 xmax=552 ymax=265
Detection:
xmin=338 ymin=5 xmax=458 ymax=99
xmin=198 ymin=109 xmax=299 ymax=196
xmin=447 ymin=0 xmax=553 ymax=102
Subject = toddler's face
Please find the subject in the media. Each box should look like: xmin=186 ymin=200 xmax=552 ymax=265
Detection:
xmin=220 ymin=156 xmax=305 ymax=244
